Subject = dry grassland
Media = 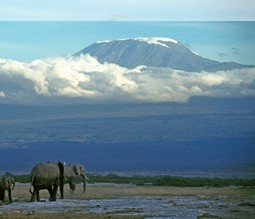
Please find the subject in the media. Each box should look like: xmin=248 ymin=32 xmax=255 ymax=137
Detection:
xmin=0 ymin=183 xmax=254 ymax=218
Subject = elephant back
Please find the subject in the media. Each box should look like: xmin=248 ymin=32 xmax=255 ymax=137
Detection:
xmin=31 ymin=162 xmax=62 ymax=185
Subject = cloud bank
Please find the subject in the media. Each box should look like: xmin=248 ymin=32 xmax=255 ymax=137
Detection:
xmin=0 ymin=54 xmax=254 ymax=105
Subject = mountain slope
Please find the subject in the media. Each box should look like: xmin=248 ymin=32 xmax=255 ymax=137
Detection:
xmin=76 ymin=37 xmax=253 ymax=72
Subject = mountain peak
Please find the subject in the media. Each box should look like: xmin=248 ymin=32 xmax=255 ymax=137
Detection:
xmin=96 ymin=37 xmax=179 ymax=48
xmin=76 ymin=37 xmax=253 ymax=72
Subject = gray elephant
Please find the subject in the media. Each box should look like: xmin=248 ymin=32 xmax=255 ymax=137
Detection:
xmin=0 ymin=177 xmax=12 ymax=203
xmin=30 ymin=161 xmax=64 ymax=202
xmin=64 ymin=164 xmax=89 ymax=193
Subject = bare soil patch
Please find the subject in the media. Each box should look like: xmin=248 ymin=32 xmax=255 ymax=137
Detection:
xmin=0 ymin=183 xmax=255 ymax=218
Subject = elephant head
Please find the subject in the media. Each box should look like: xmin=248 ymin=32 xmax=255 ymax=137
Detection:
xmin=5 ymin=177 xmax=15 ymax=190
xmin=64 ymin=163 xmax=88 ymax=193
xmin=30 ymin=161 xmax=64 ymax=202
xmin=0 ymin=177 xmax=12 ymax=203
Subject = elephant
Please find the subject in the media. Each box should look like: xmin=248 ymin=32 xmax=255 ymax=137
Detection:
xmin=0 ymin=177 xmax=12 ymax=203
xmin=30 ymin=161 xmax=64 ymax=202
xmin=64 ymin=163 xmax=89 ymax=193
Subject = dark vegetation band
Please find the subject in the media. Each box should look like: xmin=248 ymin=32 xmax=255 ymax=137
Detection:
xmin=6 ymin=173 xmax=255 ymax=187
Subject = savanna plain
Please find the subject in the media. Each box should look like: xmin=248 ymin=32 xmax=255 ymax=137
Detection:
xmin=1 ymin=182 xmax=255 ymax=219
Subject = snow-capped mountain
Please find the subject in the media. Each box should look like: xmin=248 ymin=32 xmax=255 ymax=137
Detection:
xmin=76 ymin=37 xmax=252 ymax=72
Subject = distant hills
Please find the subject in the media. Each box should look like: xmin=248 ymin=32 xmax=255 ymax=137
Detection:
xmin=76 ymin=37 xmax=253 ymax=72
xmin=0 ymin=97 xmax=255 ymax=175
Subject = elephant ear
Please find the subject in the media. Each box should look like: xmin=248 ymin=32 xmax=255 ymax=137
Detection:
xmin=1 ymin=177 xmax=8 ymax=189
xmin=73 ymin=164 xmax=81 ymax=176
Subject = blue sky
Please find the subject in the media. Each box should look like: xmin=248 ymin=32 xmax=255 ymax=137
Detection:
xmin=0 ymin=22 xmax=254 ymax=65
xmin=0 ymin=0 xmax=255 ymax=21
xmin=0 ymin=0 xmax=254 ymax=64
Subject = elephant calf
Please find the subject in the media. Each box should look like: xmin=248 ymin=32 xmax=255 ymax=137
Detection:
xmin=0 ymin=177 xmax=12 ymax=204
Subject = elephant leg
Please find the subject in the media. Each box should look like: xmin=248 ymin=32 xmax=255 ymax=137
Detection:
xmin=59 ymin=181 xmax=64 ymax=199
xmin=36 ymin=189 xmax=40 ymax=202
xmin=70 ymin=183 xmax=76 ymax=193
xmin=47 ymin=186 xmax=53 ymax=201
xmin=30 ymin=190 xmax=36 ymax=202
xmin=69 ymin=179 xmax=76 ymax=193
xmin=68 ymin=180 xmax=72 ymax=193
xmin=7 ymin=189 xmax=12 ymax=203
xmin=30 ymin=185 xmax=40 ymax=202
xmin=51 ymin=184 xmax=58 ymax=201
xmin=0 ymin=189 xmax=5 ymax=202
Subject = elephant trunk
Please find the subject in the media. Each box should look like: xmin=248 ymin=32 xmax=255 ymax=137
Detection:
xmin=12 ymin=182 xmax=15 ymax=190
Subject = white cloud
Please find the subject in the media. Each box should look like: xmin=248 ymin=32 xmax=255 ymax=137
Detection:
xmin=0 ymin=90 xmax=5 ymax=97
xmin=0 ymin=55 xmax=254 ymax=105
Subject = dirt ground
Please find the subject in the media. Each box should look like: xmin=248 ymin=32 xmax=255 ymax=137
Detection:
xmin=0 ymin=183 xmax=255 ymax=218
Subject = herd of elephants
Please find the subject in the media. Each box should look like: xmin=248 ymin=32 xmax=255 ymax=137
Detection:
xmin=0 ymin=161 xmax=88 ymax=203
